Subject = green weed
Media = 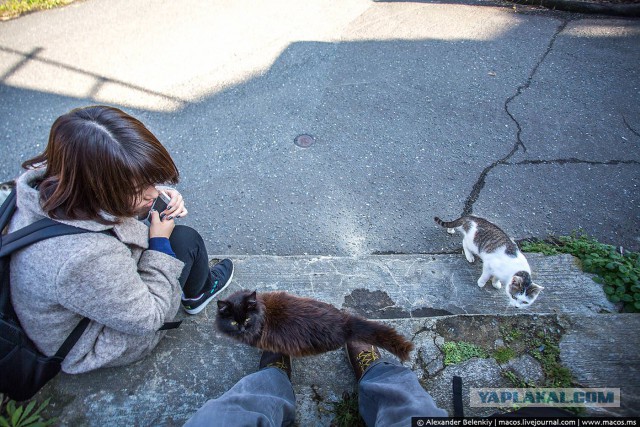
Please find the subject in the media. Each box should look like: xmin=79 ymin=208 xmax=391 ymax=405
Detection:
xmin=0 ymin=395 xmax=55 ymax=427
xmin=493 ymin=347 xmax=517 ymax=364
xmin=329 ymin=391 xmax=365 ymax=427
xmin=528 ymin=332 xmax=573 ymax=388
xmin=502 ymin=370 xmax=534 ymax=388
xmin=501 ymin=328 xmax=523 ymax=344
xmin=520 ymin=233 xmax=640 ymax=313
xmin=442 ymin=341 xmax=488 ymax=366
xmin=0 ymin=0 xmax=75 ymax=20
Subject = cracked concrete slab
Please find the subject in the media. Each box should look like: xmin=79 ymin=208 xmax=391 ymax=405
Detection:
xmin=560 ymin=313 xmax=640 ymax=417
xmin=503 ymin=354 xmax=546 ymax=385
xmin=34 ymin=254 xmax=624 ymax=422
xmin=473 ymin=162 xmax=640 ymax=250
xmin=219 ymin=254 xmax=617 ymax=315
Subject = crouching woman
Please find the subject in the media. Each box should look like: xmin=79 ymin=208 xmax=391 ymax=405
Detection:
xmin=8 ymin=105 xmax=233 ymax=373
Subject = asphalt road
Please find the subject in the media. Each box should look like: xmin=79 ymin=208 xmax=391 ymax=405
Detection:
xmin=0 ymin=0 xmax=638 ymax=255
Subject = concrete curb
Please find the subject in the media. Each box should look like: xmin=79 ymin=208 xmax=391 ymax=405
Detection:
xmin=39 ymin=312 xmax=640 ymax=425
xmin=32 ymin=254 xmax=639 ymax=424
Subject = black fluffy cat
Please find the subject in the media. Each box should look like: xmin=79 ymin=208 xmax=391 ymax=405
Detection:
xmin=216 ymin=290 xmax=414 ymax=361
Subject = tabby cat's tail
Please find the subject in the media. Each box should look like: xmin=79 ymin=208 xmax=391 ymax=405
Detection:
xmin=347 ymin=317 xmax=414 ymax=361
xmin=434 ymin=216 xmax=465 ymax=229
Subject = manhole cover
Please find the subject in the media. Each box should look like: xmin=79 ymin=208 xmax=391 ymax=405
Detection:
xmin=294 ymin=134 xmax=315 ymax=148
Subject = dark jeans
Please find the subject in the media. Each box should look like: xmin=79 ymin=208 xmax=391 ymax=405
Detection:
xmin=184 ymin=359 xmax=447 ymax=427
xmin=169 ymin=225 xmax=213 ymax=298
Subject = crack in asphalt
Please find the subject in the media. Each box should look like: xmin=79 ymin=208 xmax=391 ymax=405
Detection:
xmin=462 ymin=19 xmax=569 ymax=216
xmin=508 ymin=158 xmax=640 ymax=166
xmin=622 ymin=115 xmax=640 ymax=139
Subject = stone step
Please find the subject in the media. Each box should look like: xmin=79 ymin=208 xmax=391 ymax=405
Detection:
xmin=36 ymin=254 xmax=634 ymax=425
xmin=40 ymin=313 xmax=639 ymax=425
xmin=220 ymin=253 xmax=616 ymax=316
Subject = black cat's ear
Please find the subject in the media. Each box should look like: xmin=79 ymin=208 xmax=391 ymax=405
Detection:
xmin=246 ymin=290 xmax=258 ymax=309
xmin=217 ymin=300 xmax=230 ymax=314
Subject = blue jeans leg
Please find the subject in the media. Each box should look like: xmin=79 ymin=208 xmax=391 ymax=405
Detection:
xmin=358 ymin=359 xmax=448 ymax=426
xmin=184 ymin=367 xmax=296 ymax=427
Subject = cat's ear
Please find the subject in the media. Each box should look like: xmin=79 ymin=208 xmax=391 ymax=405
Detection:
xmin=526 ymin=283 xmax=544 ymax=297
xmin=217 ymin=300 xmax=231 ymax=314
xmin=508 ymin=275 xmax=525 ymax=297
xmin=247 ymin=290 xmax=258 ymax=309
xmin=509 ymin=275 xmax=523 ymax=291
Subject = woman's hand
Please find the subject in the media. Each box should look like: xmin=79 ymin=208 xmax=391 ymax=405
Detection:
xmin=157 ymin=187 xmax=188 ymax=220
xmin=149 ymin=210 xmax=175 ymax=238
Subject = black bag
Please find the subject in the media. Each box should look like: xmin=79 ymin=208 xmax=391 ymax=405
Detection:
xmin=0 ymin=188 xmax=92 ymax=401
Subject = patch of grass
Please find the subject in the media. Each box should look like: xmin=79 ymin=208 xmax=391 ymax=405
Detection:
xmin=519 ymin=240 xmax=561 ymax=256
xmin=0 ymin=394 xmax=56 ymax=427
xmin=442 ymin=341 xmax=488 ymax=366
xmin=493 ymin=347 xmax=517 ymax=364
xmin=501 ymin=327 xmax=524 ymax=344
xmin=520 ymin=232 xmax=640 ymax=313
xmin=0 ymin=0 xmax=75 ymax=20
xmin=526 ymin=330 xmax=573 ymax=388
xmin=498 ymin=323 xmax=574 ymax=389
xmin=329 ymin=391 xmax=365 ymax=427
xmin=500 ymin=329 xmax=586 ymax=415
xmin=502 ymin=370 xmax=535 ymax=388
xmin=501 ymin=372 xmax=585 ymax=416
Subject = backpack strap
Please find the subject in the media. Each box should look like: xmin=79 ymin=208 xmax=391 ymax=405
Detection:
xmin=0 ymin=206 xmax=103 ymax=359
xmin=0 ymin=218 xmax=91 ymax=257
xmin=54 ymin=317 xmax=91 ymax=359
xmin=0 ymin=188 xmax=17 ymax=231
xmin=1 ymin=198 xmax=181 ymax=340
xmin=453 ymin=375 xmax=464 ymax=417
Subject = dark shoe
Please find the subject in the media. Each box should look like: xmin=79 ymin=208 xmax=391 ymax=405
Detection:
xmin=182 ymin=259 xmax=234 ymax=314
xmin=259 ymin=351 xmax=291 ymax=379
xmin=345 ymin=341 xmax=380 ymax=381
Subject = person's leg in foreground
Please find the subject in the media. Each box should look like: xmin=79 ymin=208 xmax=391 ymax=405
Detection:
xmin=346 ymin=342 xmax=448 ymax=426
xmin=184 ymin=351 xmax=296 ymax=427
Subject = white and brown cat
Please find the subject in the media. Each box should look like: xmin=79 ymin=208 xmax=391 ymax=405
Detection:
xmin=435 ymin=215 xmax=543 ymax=308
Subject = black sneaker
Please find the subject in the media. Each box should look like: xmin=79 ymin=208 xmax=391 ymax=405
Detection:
xmin=182 ymin=259 xmax=234 ymax=315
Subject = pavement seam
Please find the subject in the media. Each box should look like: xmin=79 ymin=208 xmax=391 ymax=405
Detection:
xmin=507 ymin=158 xmax=640 ymax=166
xmin=462 ymin=19 xmax=570 ymax=216
xmin=622 ymin=115 xmax=640 ymax=139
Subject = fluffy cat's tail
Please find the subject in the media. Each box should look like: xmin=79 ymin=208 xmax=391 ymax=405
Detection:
xmin=434 ymin=216 xmax=465 ymax=229
xmin=347 ymin=317 xmax=414 ymax=361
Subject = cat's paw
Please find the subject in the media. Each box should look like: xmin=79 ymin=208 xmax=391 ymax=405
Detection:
xmin=447 ymin=228 xmax=455 ymax=234
xmin=464 ymin=250 xmax=475 ymax=263
xmin=492 ymin=280 xmax=502 ymax=289
xmin=477 ymin=279 xmax=487 ymax=287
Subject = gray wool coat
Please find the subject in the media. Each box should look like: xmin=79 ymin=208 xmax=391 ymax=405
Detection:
xmin=8 ymin=169 xmax=184 ymax=373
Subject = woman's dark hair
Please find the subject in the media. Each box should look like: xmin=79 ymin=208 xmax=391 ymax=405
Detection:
xmin=22 ymin=105 xmax=179 ymax=224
